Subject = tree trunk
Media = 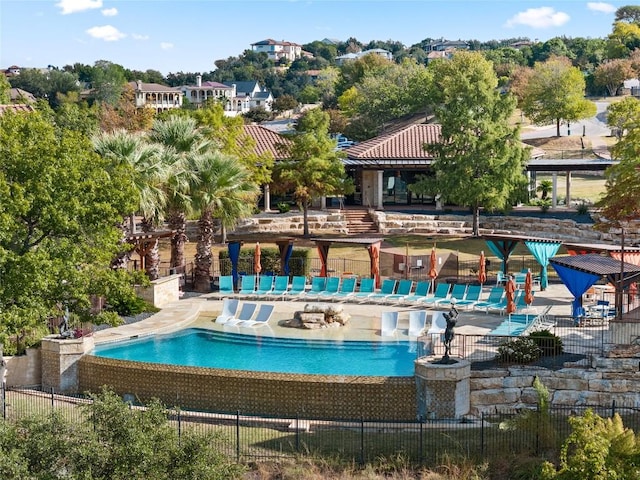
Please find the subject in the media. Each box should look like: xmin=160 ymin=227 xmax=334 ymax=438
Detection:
xmin=302 ymin=204 xmax=310 ymax=238
xmin=472 ymin=204 xmax=480 ymax=237
xmin=194 ymin=210 xmax=214 ymax=293
xmin=168 ymin=209 xmax=187 ymax=270
xmin=110 ymin=219 xmax=131 ymax=270
xmin=556 ymin=118 xmax=561 ymax=137
xmin=140 ymin=218 xmax=160 ymax=281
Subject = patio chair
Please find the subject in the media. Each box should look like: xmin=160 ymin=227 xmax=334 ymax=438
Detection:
xmin=487 ymin=289 xmax=523 ymax=315
xmin=401 ymin=280 xmax=431 ymax=305
xmin=295 ymin=276 xmax=326 ymax=301
xmin=418 ymin=282 xmax=451 ymax=307
xmin=380 ymin=311 xmax=399 ymax=336
xmin=455 ymin=284 xmax=482 ymax=310
xmin=214 ymin=298 xmax=240 ymax=324
xmin=330 ymin=277 xmax=357 ymax=301
xmin=316 ymin=277 xmax=341 ymax=299
xmin=265 ymin=275 xmax=289 ymax=299
xmin=351 ymin=277 xmax=376 ymax=301
xmin=237 ymin=304 xmax=275 ymax=327
xmin=238 ymin=275 xmax=256 ymax=297
xmin=381 ymin=279 xmax=414 ymax=304
xmin=436 ymin=283 xmax=467 ymax=308
xmin=408 ymin=310 xmax=428 ymax=337
xmin=284 ymin=275 xmax=307 ymax=298
xmin=473 ymin=286 xmax=505 ymax=312
xmin=426 ymin=311 xmax=447 ymax=335
xmin=224 ymin=302 xmax=258 ymax=326
xmin=252 ymin=275 xmax=275 ymax=297
xmin=217 ymin=275 xmax=235 ymax=296
xmin=366 ymin=279 xmax=398 ymax=302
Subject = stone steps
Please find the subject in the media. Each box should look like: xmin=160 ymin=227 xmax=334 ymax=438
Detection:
xmin=343 ymin=209 xmax=378 ymax=235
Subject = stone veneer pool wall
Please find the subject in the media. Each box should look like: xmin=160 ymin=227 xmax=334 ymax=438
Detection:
xmin=78 ymin=355 xmax=418 ymax=421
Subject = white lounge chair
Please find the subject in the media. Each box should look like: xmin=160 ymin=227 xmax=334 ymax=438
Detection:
xmin=224 ymin=302 xmax=258 ymax=326
xmin=214 ymin=298 xmax=240 ymax=324
xmin=380 ymin=311 xmax=399 ymax=336
xmin=238 ymin=304 xmax=275 ymax=327
xmin=408 ymin=310 xmax=428 ymax=337
xmin=426 ymin=311 xmax=447 ymax=335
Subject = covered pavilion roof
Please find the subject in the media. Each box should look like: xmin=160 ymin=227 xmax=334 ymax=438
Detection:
xmin=550 ymin=254 xmax=640 ymax=284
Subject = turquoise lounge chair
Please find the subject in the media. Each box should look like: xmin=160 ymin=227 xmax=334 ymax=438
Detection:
xmin=382 ymin=279 xmax=414 ymax=304
xmin=455 ymin=284 xmax=482 ymax=310
xmin=473 ymin=286 xmax=505 ymax=312
xmin=367 ymin=279 xmax=397 ymax=302
xmin=436 ymin=283 xmax=467 ymax=308
xmin=330 ymin=277 xmax=357 ymax=301
xmin=265 ymin=275 xmax=289 ymax=298
xmin=351 ymin=278 xmax=376 ymax=301
xmin=284 ymin=276 xmax=307 ymax=299
xmin=401 ymin=281 xmax=431 ymax=304
xmin=317 ymin=277 xmax=341 ymax=299
xmin=419 ymin=283 xmax=451 ymax=307
xmin=218 ymin=275 xmax=235 ymax=296
xmin=252 ymin=275 xmax=274 ymax=297
xmin=298 ymin=276 xmax=326 ymax=300
xmin=238 ymin=275 xmax=256 ymax=296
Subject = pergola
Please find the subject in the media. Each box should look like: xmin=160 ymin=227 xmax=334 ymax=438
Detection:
xmin=312 ymin=237 xmax=384 ymax=288
xmin=226 ymin=237 xmax=296 ymax=285
xmin=125 ymin=231 xmax=174 ymax=274
xmin=483 ymin=234 xmax=562 ymax=290
xmin=550 ymin=253 xmax=640 ymax=320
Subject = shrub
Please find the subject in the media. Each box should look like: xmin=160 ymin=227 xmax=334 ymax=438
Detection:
xmin=528 ymin=329 xmax=563 ymax=356
xmin=276 ymin=202 xmax=291 ymax=214
xmin=576 ymin=202 xmax=590 ymax=215
xmin=496 ymin=337 xmax=541 ymax=364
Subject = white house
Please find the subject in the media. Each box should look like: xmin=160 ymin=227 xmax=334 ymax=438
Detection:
xmin=181 ymin=77 xmax=273 ymax=116
xmin=223 ymin=81 xmax=273 ymax=114
xmin=335 ymin=48 xmax=393 ymax=65
xmin=251 ymin=39 xmax=303 ymax=63
xmin=129 ymin=81 xmax=183 ymax=112
xmin=181 ymin=75 xmax=235 ymax=110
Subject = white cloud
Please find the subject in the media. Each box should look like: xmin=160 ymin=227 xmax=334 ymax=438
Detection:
xmin=132 ymin=33 xmax=149 ymax=41
xmin=587 ymin=2 xmax=616 ymax=14
xmin=505 ymin=7 xmax=570 ymax=29
xmin=160 ymin=42 xmax=174 ymax=50
xmin=86 ymin=25 xmax=126 ymax=42
xmin=56 ymin=0 xmax=103 ymax=15
xmin=101 ymin=7 xmax=118 ymax=16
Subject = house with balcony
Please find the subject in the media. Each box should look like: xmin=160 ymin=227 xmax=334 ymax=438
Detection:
xmin=223 ymin=81 xmax=273 ymax=114
xmin=181 ymin=75 xmax=235 ymax=110
xmin=251 ymin=39 xmax=303 ymax=63
xmin=129 ymin=80 xmax=183 ymax=112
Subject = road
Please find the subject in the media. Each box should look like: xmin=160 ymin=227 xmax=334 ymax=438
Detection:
xmin=520 ymin=99 xmax=612 ymax=140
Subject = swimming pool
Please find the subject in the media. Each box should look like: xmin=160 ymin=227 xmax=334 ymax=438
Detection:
xmin=92 ymin=328 xmax=418 ymax=377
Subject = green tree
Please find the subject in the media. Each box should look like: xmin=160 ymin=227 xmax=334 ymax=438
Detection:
xmin=0 ymin=110 xmax=137 ymax=347
xmin=615 ymin=5 xmax=640 ymax=24
xmin=425 ymin=51 xmax=528 ymax=236
xmin=190 ymin=152 xmax=258 ymax=292
xmin=537 ymin=179 xmax=553 ymax=200
xmin=273 ymin=94 xmax=299 ymax=113
xmin=0 ymin=74 xmax=11 ymax=103
xmin=273 ymin=108 xmax=354 ymax=237
xmin=91 ymin=60 xmax=127 ymax=106
xmin=607 ymin=96 xmax=640 ymax=139
xmin=606 ymin=21 xmax=640 ymax=59
xmin=594 ymin=58 xmax=635 ymax=96
xmin=520 ymin=55 xmax=597 ymax=137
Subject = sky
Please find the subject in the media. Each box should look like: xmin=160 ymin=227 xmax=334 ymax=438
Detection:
xmin=0 ymin=0 xmax=627 ymax=76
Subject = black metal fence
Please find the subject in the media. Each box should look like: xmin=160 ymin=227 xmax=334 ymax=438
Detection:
xmin=3 ymin=386 xmax=640 ymax=466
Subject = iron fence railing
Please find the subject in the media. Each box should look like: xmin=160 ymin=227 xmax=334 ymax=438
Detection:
xmin=3 ymin=385 xmax=640 ymax=466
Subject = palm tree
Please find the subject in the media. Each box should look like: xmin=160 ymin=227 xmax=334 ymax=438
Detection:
xmin=190 ymin=152 xmax=258 ymax=292
xmin=148 ymin=116 xmax=213 ymax=271
xmin=537 ymin=179 xmax=553 ymax=200
xmin=93 ymin=130 xmax=167 ymax=278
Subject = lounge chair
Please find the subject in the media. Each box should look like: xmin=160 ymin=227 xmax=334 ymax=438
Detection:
xmin=252 ymin=275 xmax=274 ymax=297
xmin=408 ymin=310 xmax=428 ymax=337
xmin=473 ymin=286 xmax=505 ymax=312
xmin=296 ymin=276 xmax=326 ymax=300
xmin=401 ymin=280 xmax=431 ymax=305
xmin=436 ymin=283 xmax=467 ymax=308
xmin=217 ymin=275 xmax=235 ymax=296
xmin=367 ymin=279 xmax=398 ymax=302
xmin=284 ymin=275 xmax=307 ymax=299
xmin=265 ymin=275 xmax=289 ymax=299
xmin=380 ymin=311 xmax=399 ymax=336
xmin=224 ymin=302 xmax=258 ymax=326
xmin=455 ymin=284 xmax=482 ymax=310
xmin=426 ymin=311 xmax=447 ymax=335
xmin=351 ymin=277 xmax=376 ymax=301
xmin=381 ymin=279 xmax=414 ymax=304
xmin=487 ymin=290 xmax=523 ymax=315
xmin=418 ymin=282 xmax=451 ymax=307
xmin=214 ymin=298 xmax=240 ymax=324
xmin=238 ymin=304 xmax=275 ymax=327
xmin=238 ymin=275 xmax=256 ymax=297
xmin=316 ymin=277 xmax=341 ymax=299
xmin=330 ymin=277 xmax=357 ymax=301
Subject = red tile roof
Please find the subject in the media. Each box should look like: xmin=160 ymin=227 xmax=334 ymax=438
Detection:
xmin=0 ymin=104 xmax=35 ymax=115
xmin=346 ymin=124 xmax=441 ymax=160
xmin=243 ymin=125 xmax=291 ymax=160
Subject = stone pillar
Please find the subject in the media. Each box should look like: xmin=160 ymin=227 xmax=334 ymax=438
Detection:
xmin=376 ymin=170 xmax=384 ymax=210
xmin=41 ymin=335 xmax=94 ymax=395
xmin=551 ymin=173 xmax=558 ymax=209
xmin=264 ymin=184 xmax=272 ymax=212
xmin=414 ymin=357 xmax=470 ymax=419
xmin=565 ymin=171 xmax=571 ymax=207
xmin=320 ymin=196 xmax=327 ymax=210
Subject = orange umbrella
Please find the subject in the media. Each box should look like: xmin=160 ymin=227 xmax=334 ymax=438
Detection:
xmin=506 ymin=276 xmax=517 ymax=314
xmin=254 ymin=242 xmax=262 ymax=275
xmin=428 ymin=246 xmax=438 ymax=293
xmin=524 ymin=269 xmax=534 ymax=305
xmin=478 ymin=251 xmax=487 ymax=285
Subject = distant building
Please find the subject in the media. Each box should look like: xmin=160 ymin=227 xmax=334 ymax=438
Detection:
xmin=424 ymin=39 xmax=470 ymax=52
xmin=335 ymin=48 xmax=393 ymax=65
xmin=181 ymin=75 xmax=234 ymax=109
xmin=223 ymin=81 xmax=273 ymax=114
xmin=251 ymin=39 xmax=303 ymax=63
xmin=181 ymin=77 xmax=273 ymax=116
xmin=129 ymin=80 xmax=183 ymax=113
xmin=0 ymin=104 xmax=35 ymax=115
xmin=9 ymin=88 xmax=36 ymax=103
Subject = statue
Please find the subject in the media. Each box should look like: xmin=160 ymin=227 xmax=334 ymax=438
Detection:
xmin=439 ymin=302 xmax=459 ymax=364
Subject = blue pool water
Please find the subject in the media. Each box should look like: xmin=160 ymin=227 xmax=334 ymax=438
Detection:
xmin=92 ymin=328 xmax=417 ymax=377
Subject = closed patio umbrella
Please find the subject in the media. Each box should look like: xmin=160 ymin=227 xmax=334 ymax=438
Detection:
xmin=428 ymin=246 xmax=438 ymax=293
xmin=524 ymin=269 xmax=534 ymax=305
xmin=506 ymin=276 xmax=517 ymax=314
xmin=478 ymin=251 xmax=487 ymax=285
xmin=254 ymin=242 xmax=262 ymax=276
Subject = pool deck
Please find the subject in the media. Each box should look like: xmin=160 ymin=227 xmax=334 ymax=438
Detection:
xmin=91 ymin=283 xmax=576 ymax=345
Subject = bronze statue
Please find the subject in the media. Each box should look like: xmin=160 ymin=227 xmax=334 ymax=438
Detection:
xmin=441 ymin=303 xmax=458 ymax=363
